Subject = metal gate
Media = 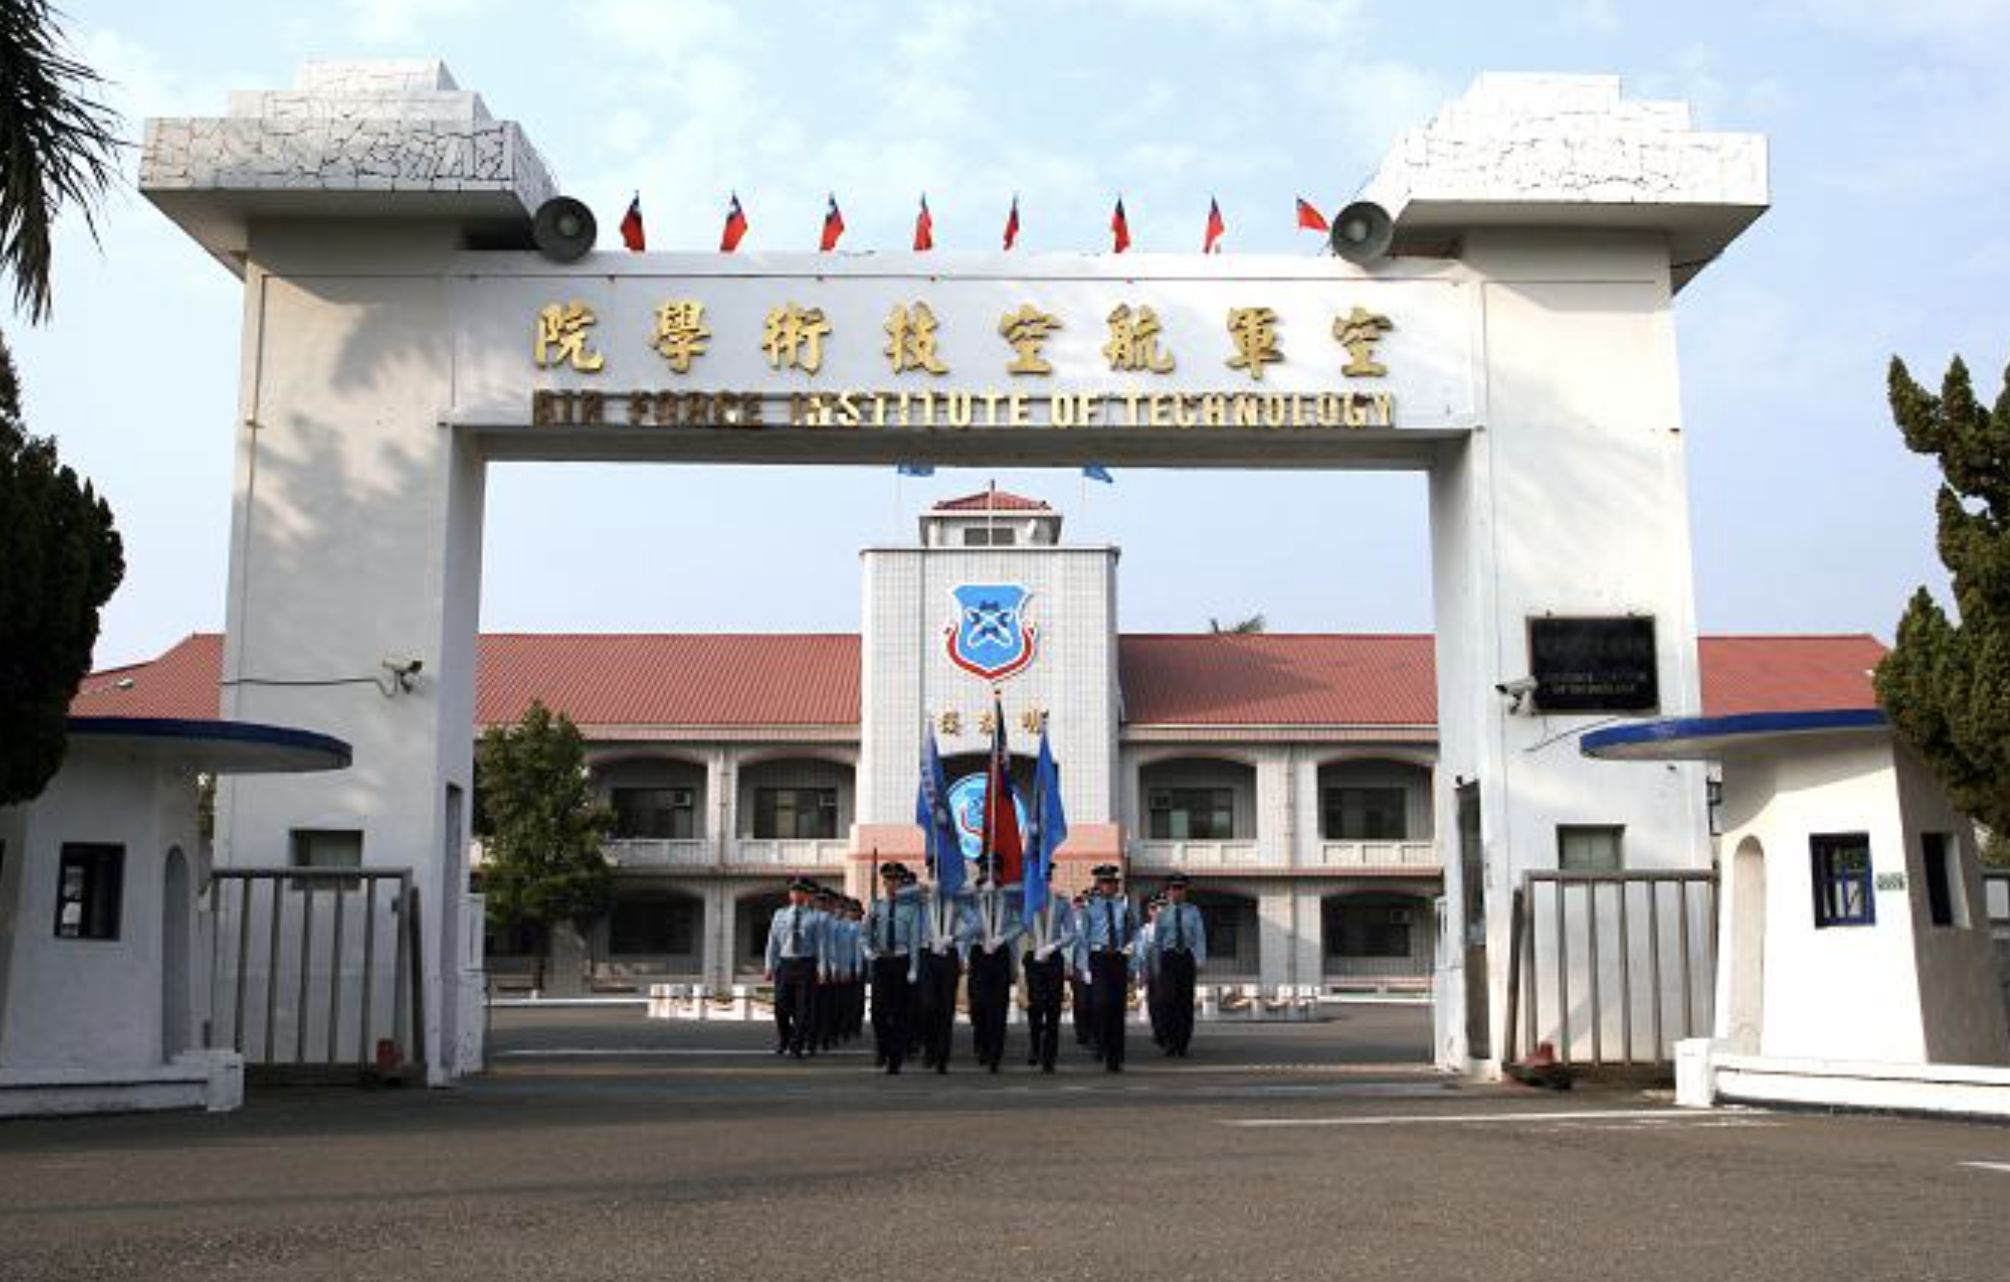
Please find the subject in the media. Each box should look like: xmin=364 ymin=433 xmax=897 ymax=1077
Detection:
xmin=1504 ymin=869 xmax=1717 ymax=1068
xmin=207 ymin=868 xmax=426 ymax=1078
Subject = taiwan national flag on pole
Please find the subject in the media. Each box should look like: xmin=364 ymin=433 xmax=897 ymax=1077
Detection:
xmin=918 ymin=722 xmax=963 ymax=896
xmin=1111 ymin=197 xmax=1131 ymax=254
xmin=1203 ymin=197 xmax=1225 ymax=254
xmin=820 ymin=193 xmax=846 ymax=252
xmin=980 ymin=694 xmax=1024 ymax=888
xmin=1295 ymin=196 xmax=1329 ymax=232
xmin=619 ymin=193 xmax=645 ymax=252
xmin=1022 ymin=720 xmax=1068 ymax=926
xmin=913 ymin=194 xmax=934 ymax=252
xmin=720 ymin=192 xmax=748 ymax=252
xmin=1002 ymin=195 xmax=1020 ymax=250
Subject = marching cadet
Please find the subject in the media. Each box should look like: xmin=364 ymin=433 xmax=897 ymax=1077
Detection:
xmin=763 ymin=876 xmax=825 ymax=1059
xmin=1140 ymin=893 xmax=1167 ymax=1050
xmin=1151 ymin=873 xmax=1207 ymax=1057
xmin=1022 ymin=886 xmax=1078 ymax=1073
xmin=862 ymin=863 xmax=923 ymax=1074
xmin=810 ymin=885 xmax=843 ymax=1052
xmin=1076 ymin=864 xmax=1140 ymax=1072
xmin=1067 ymin=892 xmax=1095 ymax=1053
xmin=917 ymin=880 xmax=977 ymax=1074
xmin=844 ymin=897 xmax=869 ymax=1043
xmin=965 ymin=884 xmax=1022 ymax=1074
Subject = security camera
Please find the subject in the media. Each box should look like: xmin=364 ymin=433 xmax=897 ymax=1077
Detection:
xmin=382 ymin=656 xmax=423 ymax=677
xmin=1495 ymin=677 xmax=1538 ymax=697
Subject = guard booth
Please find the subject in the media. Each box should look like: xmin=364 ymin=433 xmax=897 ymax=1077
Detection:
xmin=140 ymin=63 xmax=1767 ymax=1078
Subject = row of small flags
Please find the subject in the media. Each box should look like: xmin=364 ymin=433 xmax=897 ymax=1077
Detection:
xmin=897 ymin=462 xmax=1113 ymax=483
xmin=617 ymin=192 xmax=1339 ymax=254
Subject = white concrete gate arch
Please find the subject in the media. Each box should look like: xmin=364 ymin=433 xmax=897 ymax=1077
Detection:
xmin=141 ymin=62 xmax=1767 ymax=1079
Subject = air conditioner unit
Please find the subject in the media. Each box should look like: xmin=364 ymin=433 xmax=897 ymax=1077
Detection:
xmin=668 ymin=789 xmax=694 ymax=808
xmin=1148 ymin=790 xmax=1172 ymax=810
xmin=817 ymin=793 xmax=838 ymax=812
xmin=1387 ymin=908 xmax=1413 ymax=925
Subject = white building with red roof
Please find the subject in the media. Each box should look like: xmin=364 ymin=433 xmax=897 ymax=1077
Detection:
xmin=72 ymin=490 xmax=1887 ymax=999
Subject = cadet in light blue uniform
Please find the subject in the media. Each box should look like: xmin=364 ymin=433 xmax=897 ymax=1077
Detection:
xmin=861 ymin=861 xmax=925 ymax=1074
xmin=918 ymin=883 xmax=979 ymax=1073
xmin=1022 ymin=889 xmax=1079 ymax=1072
xmin=1151 ymin=873 xmax=1207 ymax=1057
xmin=1076 ymin=864 xmax=1141 ymax=1072
xmin=764 ymin=877 xmax=826 ymax=1058
xmin=965 ymin=885 xmax=1024 ymax=1073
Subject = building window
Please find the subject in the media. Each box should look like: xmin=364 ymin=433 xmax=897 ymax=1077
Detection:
xmin=290 ymin=828 xmax=362 ymax=889
xmin=1558 ymin=824 xmax=1623 ymax=872
xmin=611 ymin=787 xmax=697 ymax=839
xmin=1921 ymin=832 xmax=1963 ymax=928
xmin=1325 ymin=900 xmax=1417 ymax=958
xmin=1186 ymin=891 xmax=1251 ymax=963
xmin=54 ymin=843 xmax=123 ymax=940
xmin=754 ymin=788 xmax=838 ymax=839
xmin=1812 ymin=832 xmax=1875 ymax=927
xmin=964 ymin=526 xmax=1017 ymax=547
xmin=608 ymin=894 xmax=700 ymax=956
xmin=1323 ymin=787 xmax=1407 ymax=840
xmin=1147 ymin=787 xmax=1234 ymax=841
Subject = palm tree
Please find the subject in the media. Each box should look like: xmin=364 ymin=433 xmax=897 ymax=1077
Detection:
xmin=0 ymin=0 xmax=120 ymax=323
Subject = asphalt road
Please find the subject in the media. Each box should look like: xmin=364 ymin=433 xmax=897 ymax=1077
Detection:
xmin=3 ymin=1005 xmax=2009 ymax=1281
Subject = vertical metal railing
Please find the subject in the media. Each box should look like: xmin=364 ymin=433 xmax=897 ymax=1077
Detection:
xmin=1505 ymin=869 xmax=1717 ymax=1068
xmin=206 ymin=869 xmax=424 ymax=1074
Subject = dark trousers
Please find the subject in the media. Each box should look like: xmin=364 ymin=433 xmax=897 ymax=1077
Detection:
xmin=1023 ymin=952 xmax=1066 ymax=1070
xmin=871 ymin=958 xmax=912 ymax=1070
xmin=1161 ymin=950 xmax=1198 ymax=1054
xmin=967 ymin=947 xmax=1011 ymax=1070
xmin=918 ymin=950 xmax=961 ymax=1070
xmin=774 ymin=958 xmax=818 ymax=1055
xmin=1089 ymin=951 xmax=1130 ymax=1070
xmin=1146 ymin=967 xmax=1167 ymax=1046
xmin=1070 ymin=971 xmax=1094 ymax=1047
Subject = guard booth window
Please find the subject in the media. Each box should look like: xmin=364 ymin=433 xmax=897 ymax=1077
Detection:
xmin=54 ymin=843 xmax=123 ymax=940
xmin=1921 ymin=832 xmax=1963 ymax=928
xmin=1812 ymin=832 xmax=1874 ymax=927
xmin=1558 ymin=824 xmax=1623 ymax=871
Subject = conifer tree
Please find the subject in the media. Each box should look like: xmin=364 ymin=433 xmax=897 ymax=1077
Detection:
xmin=474 ymin=701 xmax=614 ymax=977
xmin=0 ymin=334 xmax=123 ymax=804
xmin=1874 ymin=353 xmax=2010 ymax=837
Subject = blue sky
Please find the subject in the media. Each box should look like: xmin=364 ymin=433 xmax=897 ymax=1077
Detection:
xmin=15 ymin=0 xmax=2010 ymax=666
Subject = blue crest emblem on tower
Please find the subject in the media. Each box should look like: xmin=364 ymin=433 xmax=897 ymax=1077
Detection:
xmin=945 ymin=583 xmax=1038 ymax=682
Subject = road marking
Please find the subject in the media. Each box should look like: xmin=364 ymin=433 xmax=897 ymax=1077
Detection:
xmin=1220 ymin=1108 xmax=1754 ymax=1128
xmin=1958 ymin=1161 xmax=2010 ymax=1174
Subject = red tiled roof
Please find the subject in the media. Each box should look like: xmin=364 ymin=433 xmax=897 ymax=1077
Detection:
xmin=476 ymin=634 xmax=859 ymax=728
xmin=932 ymin=489 xmax=1051 ymax=512
xmin=73 ymin=630 xmax=1886 ymax=731
xmin=1119 ymin=634 xmax=1437 ymax=726
xmin=69 ymin=633 xmax=223 ymax=720
xmin=1698 ymin=634 xmax=1885 ymax=716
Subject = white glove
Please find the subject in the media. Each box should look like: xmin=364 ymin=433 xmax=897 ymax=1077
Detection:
xmin=1035 ymin=944 xmax=1054 ymax=962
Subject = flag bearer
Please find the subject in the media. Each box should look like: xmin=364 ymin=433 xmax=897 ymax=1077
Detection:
xmin=918 ymin=883 xmax=977 ymax=1074
xmin=1022 ymin=888 xmax=1079 ymax=1073
xmin=1152 ymin=873 xmax=1208 ymax=1057
xmin=966 ymin=885 xmax=1023 ymax=1073
xmin=764 ymin=877 xmax=825 ymax=1058
xmin=1077 ymin=864 xmax=1140 ymax=1072
xmin=863 ymin=863 xmax=924 ymax=1074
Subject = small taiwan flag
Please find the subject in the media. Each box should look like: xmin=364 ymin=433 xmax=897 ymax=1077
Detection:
xmin=820 ymin=194 xmax=846 ymax=252
xmin=720 ymin=192 xmax=748 ymax=253
xmin=1111 ymin=197 xmax=1131 ymax=254
xmin=1203 ymin=197 xmax=1225 ymax=254
xmin=1296 ymin=196 xmax=1329 ymax=232
xmin=619 ymin=193 xmax=645 ymax=252
xmin=1003 ymin=195 xmax=1020 ymax=251
xmin=914 ymin=194 xmax=934 ymax=252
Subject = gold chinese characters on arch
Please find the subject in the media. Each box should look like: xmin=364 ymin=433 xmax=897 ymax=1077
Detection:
xmin=527 ymin=295 xmax=1400 ymax=431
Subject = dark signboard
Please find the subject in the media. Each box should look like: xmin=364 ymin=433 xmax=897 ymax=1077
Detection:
xmin=1528 ymin=616 xmax=1658 ymax=713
